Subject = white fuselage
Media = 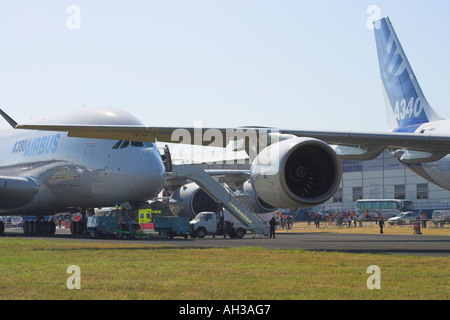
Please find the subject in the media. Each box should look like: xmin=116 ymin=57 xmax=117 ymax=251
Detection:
xmin=0 ymin=108 xmax=166 ymax=216
xmin=393 ymin=119 xmax=450 ymax=191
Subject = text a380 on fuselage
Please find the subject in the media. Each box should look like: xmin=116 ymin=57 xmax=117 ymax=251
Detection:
xmin=0 ymin=107 xmax=166 ymax=217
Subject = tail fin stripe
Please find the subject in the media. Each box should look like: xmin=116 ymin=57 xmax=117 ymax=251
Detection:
xmin=394 ymin=61 xmax=406 ymax=76
xmin=387 ymin=54 xmax=401 ymax=74
xmin=386 ymin=35 xmax=394 ymax=54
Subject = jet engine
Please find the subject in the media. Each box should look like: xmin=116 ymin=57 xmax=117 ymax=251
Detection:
xmin=250 ymin=137 xmax=341 ymax=208
xmin=168 ymin=183 xmax=220 ymax=219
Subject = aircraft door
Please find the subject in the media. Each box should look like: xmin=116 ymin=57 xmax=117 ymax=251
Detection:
xmin=83 ymin=145 xmax=95 ymax=168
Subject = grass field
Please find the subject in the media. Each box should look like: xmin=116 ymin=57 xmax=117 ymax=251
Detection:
xmin=0 ymin=234 xmax=449 ymax=300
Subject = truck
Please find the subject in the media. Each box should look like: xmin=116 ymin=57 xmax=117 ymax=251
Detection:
xmin=138 ymin=209 xmax=160 ymax=229
xmin=189 ymin=211 xmax=247 ymax=239
xmin=86 ymin=215 xmax=118 ymax=238
xmin=86 ymin=208 xmax=144 ymax=239
xmin=153 ymin=216 xmax=190 ymax=239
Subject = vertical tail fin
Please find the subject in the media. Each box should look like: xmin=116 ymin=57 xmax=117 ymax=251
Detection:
xmin=373 ymin=17 xmax=443 ymax=132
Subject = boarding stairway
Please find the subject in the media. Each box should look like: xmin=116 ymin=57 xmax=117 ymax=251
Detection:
xmin=167 ymin=164 xmax=269 ymax=236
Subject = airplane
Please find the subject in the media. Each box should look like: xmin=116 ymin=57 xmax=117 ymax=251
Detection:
xmin=1 ymin=17 xmax=449 ymax=236
xmin=0 ymin=107 xmax=168 ymax=234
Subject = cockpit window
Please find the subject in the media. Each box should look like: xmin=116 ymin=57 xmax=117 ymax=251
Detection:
xmin=112 ymin=140 xmax=123 ymax=149
xmin=120 ymin=141 xmax=130 ymax=149
xmin=131 ymin=141 xmax=144 ymax=147
xmin=112 ymin=140 xmax=152 ymax=149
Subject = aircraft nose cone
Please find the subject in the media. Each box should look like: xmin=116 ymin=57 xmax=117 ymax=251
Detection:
xmin=136 ymin=147 xmax=167 ymax=198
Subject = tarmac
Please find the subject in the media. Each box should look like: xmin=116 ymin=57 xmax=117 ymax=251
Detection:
xmin=3 ymin=226 xmax=449 ymax=257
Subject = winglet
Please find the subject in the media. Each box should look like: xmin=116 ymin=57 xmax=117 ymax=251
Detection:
xmin=0 ymin=109 xmax=18 ymax=128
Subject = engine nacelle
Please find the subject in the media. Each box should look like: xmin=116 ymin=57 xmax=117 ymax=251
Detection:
xmin=169 ymin=183 xmax=219 ymax=219
xmin=235 ymin=180 xmax=277 ymax=213
xmin=250 ymin=137 xmax=341 ymax=208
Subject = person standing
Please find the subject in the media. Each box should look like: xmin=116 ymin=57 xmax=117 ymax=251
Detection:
xmin=379 ymin=218 xmax=385 ymax=234
xmin=375 ymin=210 xmax=380 ymax=224
xmin=421 ymin=212 xmax=427 ymax=228
xmin=269 ymin=217 xmax=276 ymax=239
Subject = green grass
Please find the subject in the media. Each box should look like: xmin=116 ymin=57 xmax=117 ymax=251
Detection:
xmin=0 ymin=238 xmax=448 ymax=300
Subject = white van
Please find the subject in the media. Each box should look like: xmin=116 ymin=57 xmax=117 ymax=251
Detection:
xmin=432 ymin=210 xmax=450 ymax=220
xmin=431 ymin=210 xmax=450 ymax=227
xmin=432 ymin=210 xmax=450 ymax=222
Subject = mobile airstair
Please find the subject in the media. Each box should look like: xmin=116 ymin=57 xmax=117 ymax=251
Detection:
xmin=167 ymin=164 xmax=269 ymax=236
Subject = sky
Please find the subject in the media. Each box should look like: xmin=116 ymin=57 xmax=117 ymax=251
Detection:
xmin=0 ymin=0 xmax=449 ymax=133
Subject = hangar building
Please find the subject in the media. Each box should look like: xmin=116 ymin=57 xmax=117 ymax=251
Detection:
xmin=319 ymin=150 xmax=450 ymax=214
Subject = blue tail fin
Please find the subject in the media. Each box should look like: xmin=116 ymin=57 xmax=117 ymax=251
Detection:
xmin=373 ymin=17 xmax=443 ymax=132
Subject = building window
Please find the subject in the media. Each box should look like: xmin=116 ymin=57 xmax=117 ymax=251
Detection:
xmin=333 ymin=188 xmax=343 ymax=202
xmin=342 ymin=160 xmax=363 ymax=173
xmin=353 ymin=187 xmax=363 ymax=201
xmin=394 ymin=184 xmax=405 ymax=199
xmin=417 ymin=183 xmax=428 ymax=199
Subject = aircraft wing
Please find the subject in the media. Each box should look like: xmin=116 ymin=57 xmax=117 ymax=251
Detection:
xmin=277 ymin=129 xmax=450 ymax=162
xmin=282 ymin=128 xmax=450 ymax=150
xmin=0 ymin=176 xmax=39 ymax=211
xmin=2 ymin=109 xmax=450 ymax=162
xmin=8 ymin=122 xmax=450 ymax=151
xmin=279 ymin=129 xmax=450 ymax=150
xmin=3 ymin=114 xmax=449 ymax=150
xmin=11 ymin=123 xmax=232 ymax=146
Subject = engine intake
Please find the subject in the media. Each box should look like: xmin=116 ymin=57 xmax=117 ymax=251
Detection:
xmin=250 ymin=137 xmax=341 ymax=208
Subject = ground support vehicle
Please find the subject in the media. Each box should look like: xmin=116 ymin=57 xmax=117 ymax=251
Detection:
xmin=190 ymin=212 xmax=247 ymax=239
xmin=431 ymin=210 xmax=450 ymax=227
xmin=86 ymin=215 xmax=117 ymax=238
xmin=153 ymin=216 xmax=190 ymax=239
xmin=413 ymin=219 xmax=422 ymax=235
xmin=86 ymin=209 xmax=142 ymax=239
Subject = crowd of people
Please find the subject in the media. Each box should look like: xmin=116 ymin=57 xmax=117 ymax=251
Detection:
xmin=268 ymin=208 xmax=446 ymax=237
xmin=305 ymin=210 xmax=378 ymax=228
xmin=277 ymin=215 xmax=295 ymax=230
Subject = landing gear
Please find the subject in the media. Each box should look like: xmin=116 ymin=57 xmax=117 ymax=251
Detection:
xmin=22 ymin=220 xmax=56 ymax=235
xmin=69 ymin=210 xmax=88 ymax=235
xmin=70 ymin=220 xmax=86 ymax=235
xmin=0 ymin=221 xmax=4 ymax=236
